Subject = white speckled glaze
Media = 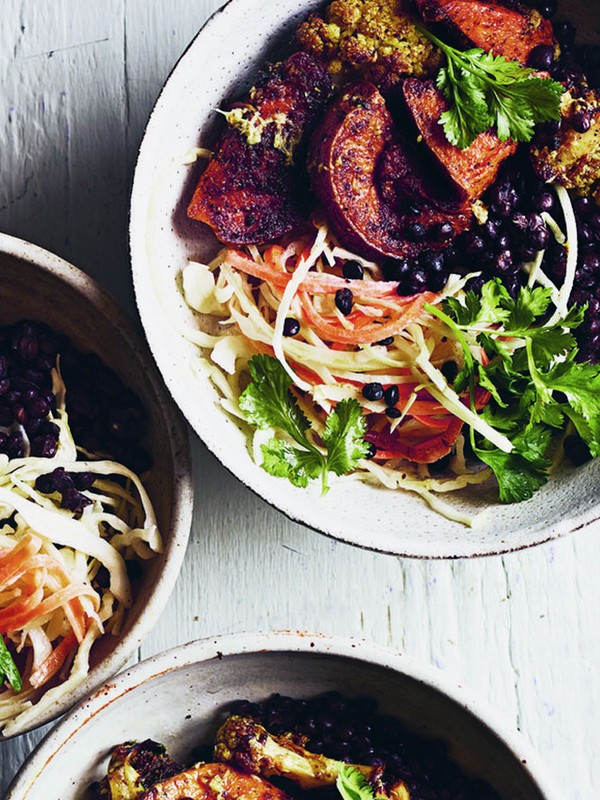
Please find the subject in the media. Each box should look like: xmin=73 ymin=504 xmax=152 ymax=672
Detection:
xmin=6 ymin=632 xmax=565 ymax=800
xmin=0 ymin=233 xmax=194 ymax=737
xmin=130 ymin=0 xmax=598 ymax=558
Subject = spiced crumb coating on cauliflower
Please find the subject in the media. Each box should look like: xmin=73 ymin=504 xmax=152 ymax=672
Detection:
xmin=531 ymin=84 xmax=600 ymax=196
xmin=296 ymin=0 xmax=442 ymax=89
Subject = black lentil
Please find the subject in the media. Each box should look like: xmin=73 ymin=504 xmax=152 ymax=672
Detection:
xmin=342 ymin=260 xmax=364 ymax=280
xmin=383 ymin=385 xmax=399 ymax=407
xmin=362 ymin=383 xmax=384 ymax=402
xmin=335 ymin=288 xmax=354 ymax=316
xmin=283 ymin=318 xmax=301 ymax=337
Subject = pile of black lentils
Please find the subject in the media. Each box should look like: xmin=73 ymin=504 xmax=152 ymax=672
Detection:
xmin=0 ymin=319 xmax=151 ymax=512
xmin=227 ymin=692 xmax=500 ymax=800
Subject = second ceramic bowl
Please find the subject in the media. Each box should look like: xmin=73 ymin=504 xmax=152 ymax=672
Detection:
xmin=0 ymin=233 xmax=193 ymax=737
xmin=6 ymin=633 xmax=563 ymax=799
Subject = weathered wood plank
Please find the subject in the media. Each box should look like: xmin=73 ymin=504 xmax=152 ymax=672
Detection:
xmin=0 ymin=3 xmax=599 ymax=798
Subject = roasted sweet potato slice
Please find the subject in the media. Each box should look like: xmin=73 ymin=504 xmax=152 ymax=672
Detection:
xmin=309 ymin=81 xmax=469 ymax=260
xmin=140 ymin=762 xmax=292 ymax=800
xmin=416 ymin=0 xmax=554 ymax=64
xmin=187 ymin=52 xmax=334 ymax=245
xmin=402 ymin=78 xmax=518 ymax=202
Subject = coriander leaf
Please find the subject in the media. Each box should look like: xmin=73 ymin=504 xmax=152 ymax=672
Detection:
xmin=531 ymin=399 xmax=565 ymax=428
xmin=261 ymin=439 xmax=323 ymax=488
xmin=417 ymin=26 xmax=563 ymax=148
xmin=444 ymin=291 xmax=482 ymax=327
xmin=478 ymin=279 xmax=512 ymax=324
xmin=443 ymin=279 xmax=511 ymax=328
xmin=505 ymin=285 xmax=552 ymax=331
xmin=542 ymin=359 xmax=600 ymax=455
xmin=475 ymin=363 xmax=506 ymax=407
xmin=336 ymin=766 xmax=376 ymax=800
xmin=488 ymin=90 xmax=535 ymax=142
xmin=472 ymin=427 xmax=551 ymax=503
xmin=240 ymin=356 xmax=370 ymax=493
xmin=513 ymin=425 xmax=555 ymax=464
xmin=239 ymin=354 xmax=310 ymax=447
xmin=564 ymin=408 xmax=596 ymax=454
xmin=472 ymin=50 xmax=532 ymax=83
xmin=438 ymin=68 xmax=491 ymax=149
xmin=0 ymin=636 xmax=22 ymax=692
xmin=499 ymin=75 xmax=564 ymax=121
xmin=322 ymin=399 xmax=370 ymax=476
xmin=477 ymin=331 xmax=514 ymax=361
xmin=528 ymin=327 xmax=577 ymax=364
xmin=559 ymin=304 xmax=587 ymax=330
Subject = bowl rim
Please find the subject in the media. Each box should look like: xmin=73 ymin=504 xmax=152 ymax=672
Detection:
xmin=0 ymin=231 xmax=195 ymax=737
xmin=6 ymin=630 xmax=565 ymax=800
xmin=128 ymin=0 xmax=600 ymax=560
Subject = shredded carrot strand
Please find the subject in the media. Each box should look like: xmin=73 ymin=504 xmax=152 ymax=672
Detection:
xmin=299 ymin=291 xmax=434 ymax=344
xmin=28 ymin=631 xmax=78 ymax=689
xmin=225 ymin=249 xmax=418 ymax=301
xmin=0 ymin=535 xmax=43 ymax=587
xmin=1 ymin=583 xmax=97 ymax=633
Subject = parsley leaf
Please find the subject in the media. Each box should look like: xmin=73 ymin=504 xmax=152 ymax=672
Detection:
xmin=239 ymin=354 xmax=310 ymax=448
xmin=261 ymin=440 xmax=323 ymax=488
xmin=0 ymin=636 xmax=22 ymax=692
xmin=336 ymin=766 xmax=376 ymax=800
xmin=323 ymin=399 xmax=368 ymax=476
xmin=472 ymin=426 xmax=552 ymax=503
xmin=240 ymin=355 xmax=369 ymax=492
xmin=505 ymin=285 xmax=553 ymax=331
xmin=444 ymin=279 xmax=511 ymax=327
xmin=434 ymin=280 xmax=599 ymax=503
xmin=543 ymin=358 xmax=600 ymax=456
xmin=418 ymin=27 xmax=563 ymax=149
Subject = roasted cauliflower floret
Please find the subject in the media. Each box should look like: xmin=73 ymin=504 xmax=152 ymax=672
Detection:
xmin=90 ymin=740 xmax=184 ymax=800
xmin=213 ymin=716 xmax=409 ymax=799
xmin=531 ymin=85 xmax=600 ymax=196
xmin=296 ymin=0 xmax=442 ymax=88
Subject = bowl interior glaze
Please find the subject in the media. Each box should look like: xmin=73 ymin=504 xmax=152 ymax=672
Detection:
xmin=130 ymin=0 xmax=599 ymax=557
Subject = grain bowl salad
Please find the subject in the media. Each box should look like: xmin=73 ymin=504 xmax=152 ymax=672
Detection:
xmin=178 ymin=0 xmax=600 ymax=524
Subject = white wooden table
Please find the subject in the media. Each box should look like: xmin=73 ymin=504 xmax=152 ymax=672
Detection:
xmin=0 ymin=2 xmax=598 ymax=797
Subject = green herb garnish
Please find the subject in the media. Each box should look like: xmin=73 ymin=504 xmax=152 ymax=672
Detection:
xmin=418 ymin=27 xmax=563 ymax=149
xmin=0 ymin=635 xmax=22 ymax=692
xmin=426 ymin=280 xmax=600 ymax=502
xmin=336 ymin=766 xmax=377 ymax=800
xmin=239 ymin=354 xmax=369 ymax=493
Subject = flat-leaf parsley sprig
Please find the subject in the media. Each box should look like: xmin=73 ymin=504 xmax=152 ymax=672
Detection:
xmin=417 ymin=26 xmax=564 ymax=149
xmin=426 ymin=279 xmax=600 ymax=503
xmin=239 ymin=354 xmax=370 ymax=493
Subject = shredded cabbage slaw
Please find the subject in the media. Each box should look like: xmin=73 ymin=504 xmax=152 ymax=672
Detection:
xmin=0 ymin=368 xmax=161 ymax=736
xmin=176 ymin=173 xmax=578 ymax=526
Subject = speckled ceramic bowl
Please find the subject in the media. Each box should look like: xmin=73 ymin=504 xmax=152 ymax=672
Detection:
xmin=0 ymin=233 xmax=193 ymax=737
xmin=6 ymin=632 xmax=564 ymax=799
xmin=130 ymin=0 xmax=599 ymax=557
